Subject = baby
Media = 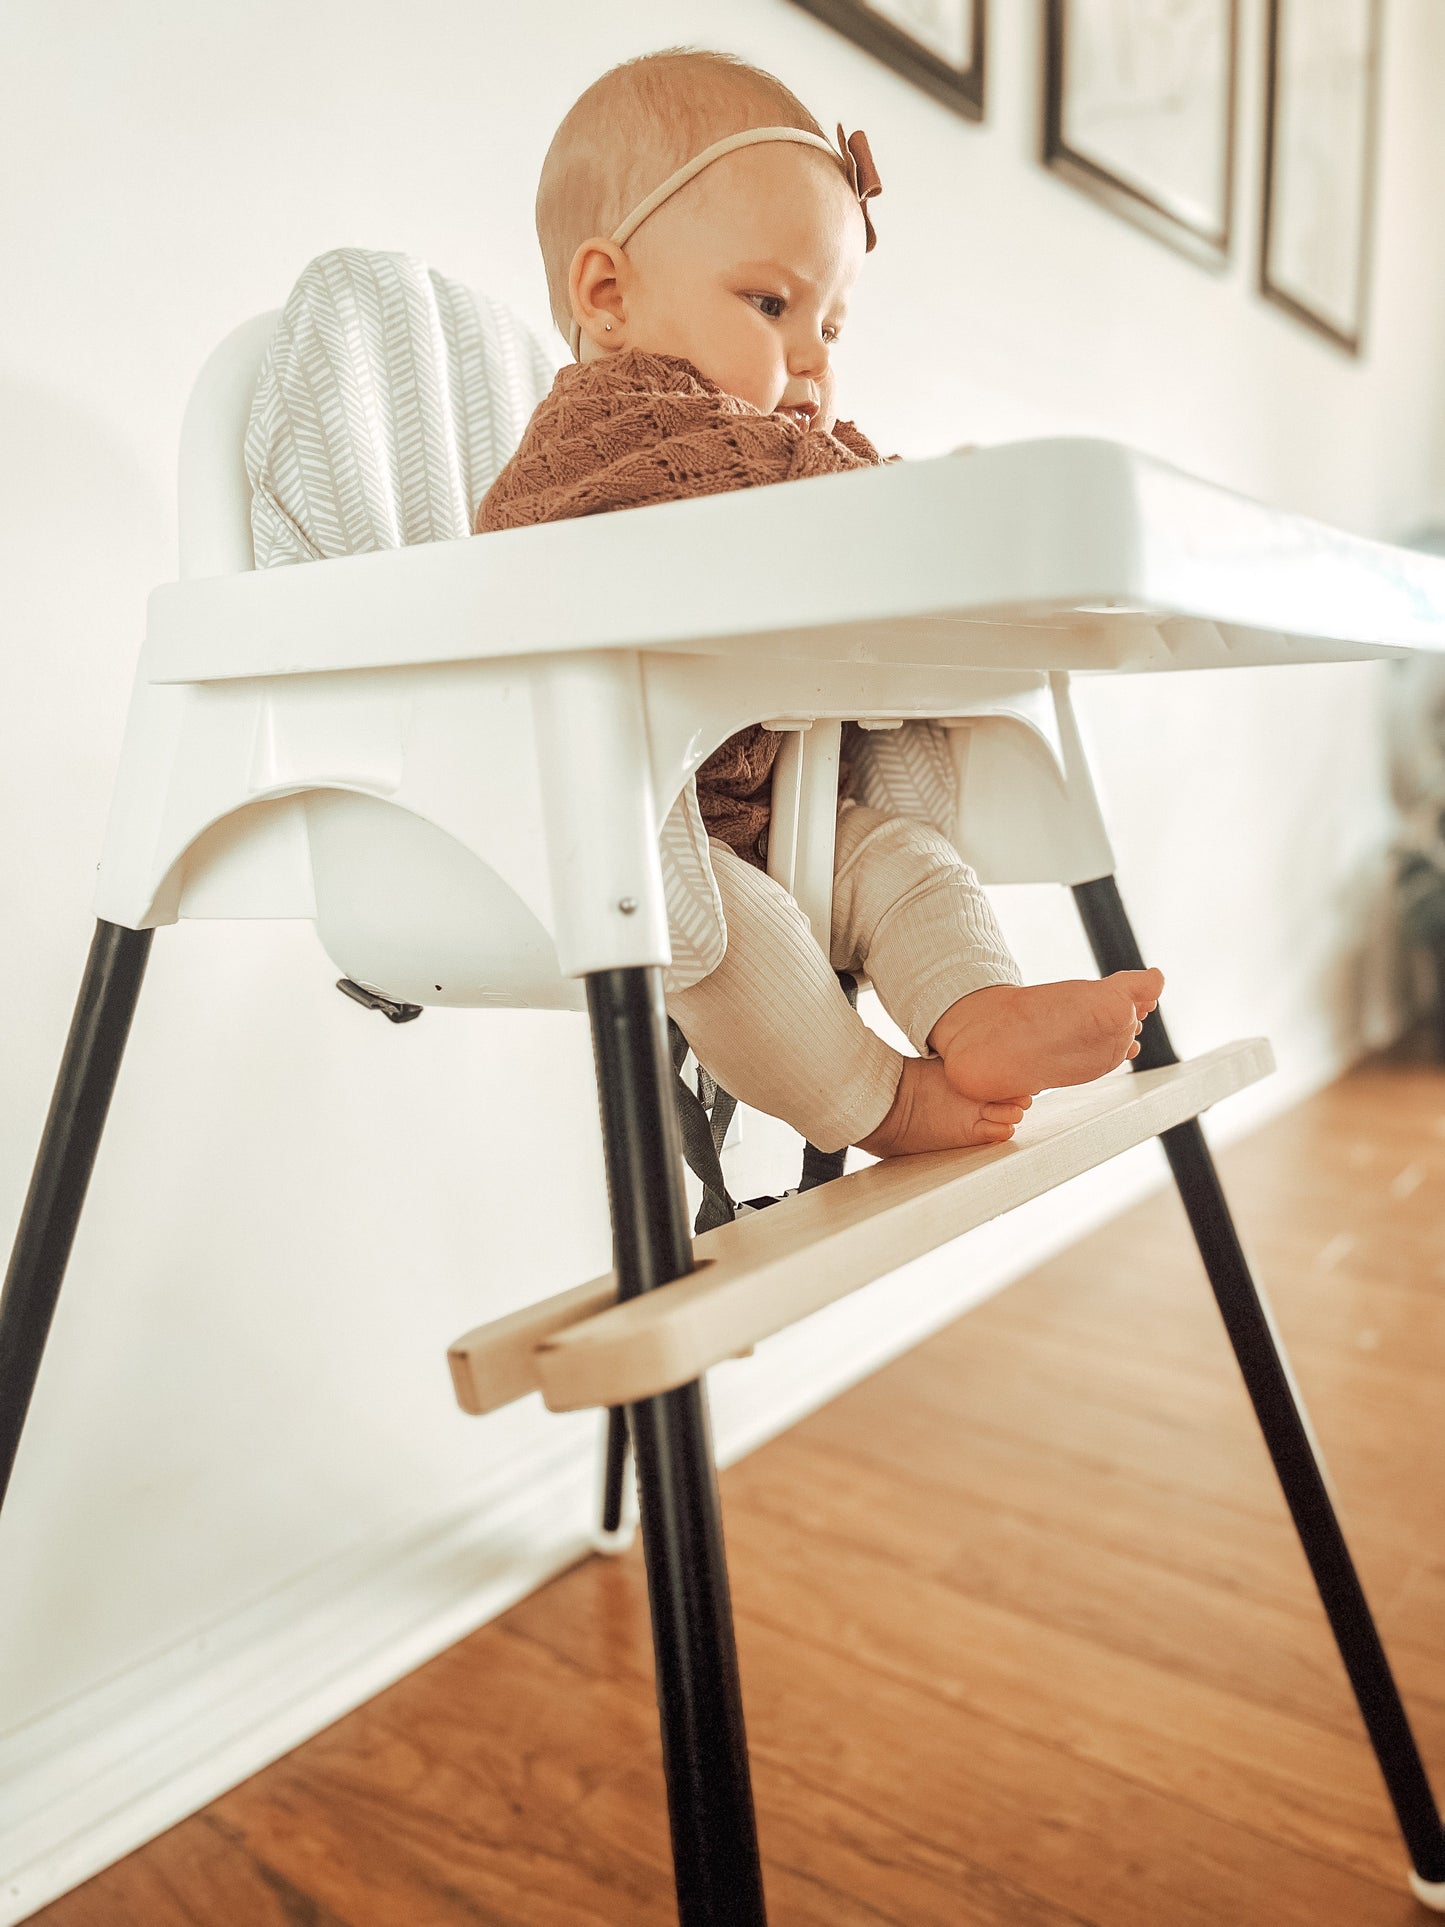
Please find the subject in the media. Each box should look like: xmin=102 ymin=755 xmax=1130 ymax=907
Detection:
xmin=480 ymin=47 xmax=1163 ymax=1159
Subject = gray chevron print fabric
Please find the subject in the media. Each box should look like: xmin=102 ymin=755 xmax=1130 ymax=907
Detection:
xmin=657 ymin=790 xmax=727 ymax=988
xmin=246 ymin=248 xmax=557 ymax=566
xmin=850 ymin=720 xmax=957 ymax=841
xmin=244 ymin=247 xmax=957 ymax=995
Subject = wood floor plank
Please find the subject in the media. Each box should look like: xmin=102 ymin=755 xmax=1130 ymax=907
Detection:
xmin=983 ymin=1235 xmax=1445 ymax=1399
xmin=806 ymin=1303 xmax=1444 ymax=1579
xmin=744 ymin=1442 xmax=1368 ymax=1743
xmin=569 ymin=1757 xmax=1099 ymax=1927
xmin=909 ymin=1317 xmax=1445 ymax=1567
xmin=752 ymin=1420 xmax=1433 ymax=1695
xmin=726 ymin=1425 xmax=1340 ymax=1616
xmin=27 ymin=1812 xmax=357 ymax=1927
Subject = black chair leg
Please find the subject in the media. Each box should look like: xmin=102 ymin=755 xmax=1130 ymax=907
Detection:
xmin=601 ymin=1404 xmax=630 ymax=1534
xmin=586 ymin=966 xmax=767 ymax=1927
xmin=1073 ymin=874 xmax=1445 ymax=1890
xmin=1 ymin=919 xmax=154 ymax=1513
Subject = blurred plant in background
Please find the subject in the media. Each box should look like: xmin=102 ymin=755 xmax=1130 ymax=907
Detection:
xmin=1389 ymin=527 xmax=1445 ymax=1052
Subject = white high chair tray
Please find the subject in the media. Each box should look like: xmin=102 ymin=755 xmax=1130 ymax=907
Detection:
xmin=143 ymin=437 xmax=1445 ymax=686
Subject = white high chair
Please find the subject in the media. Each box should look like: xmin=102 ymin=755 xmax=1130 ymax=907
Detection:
xmin=5 ymin=256 xmax=1445 ymax=1927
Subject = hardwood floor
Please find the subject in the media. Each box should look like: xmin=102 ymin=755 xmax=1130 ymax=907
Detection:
xmin=28 ymin=1058 xmax=1445 ymax=1925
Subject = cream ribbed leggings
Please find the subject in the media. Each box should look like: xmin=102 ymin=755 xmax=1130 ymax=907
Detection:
xmin=665 ymin=803 xmax=1021 ymax=1154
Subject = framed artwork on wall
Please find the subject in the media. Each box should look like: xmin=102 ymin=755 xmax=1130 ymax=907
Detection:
xmin=1043 ymin=0 xmax=1239 ymax=268
xmin=787 ymin=0 xmax=986 ymax=122
xmin=1259 ymin=0 xmax=1383 ymax=355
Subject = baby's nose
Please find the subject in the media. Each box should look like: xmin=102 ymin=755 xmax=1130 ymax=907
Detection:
xmin=790 ymin=345 xmax=829 ymax=384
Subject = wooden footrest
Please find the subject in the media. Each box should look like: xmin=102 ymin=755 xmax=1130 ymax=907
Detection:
xmin=449 ymin=1038 xmax=1272 ymax=1417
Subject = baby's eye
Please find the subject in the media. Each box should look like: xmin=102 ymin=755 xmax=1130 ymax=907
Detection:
xmin=751 ymin=289 xmax=843 ymax=343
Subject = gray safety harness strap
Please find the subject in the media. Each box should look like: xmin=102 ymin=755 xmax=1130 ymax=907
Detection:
xmin=667 ymin=974 xmax=858 ymax=1235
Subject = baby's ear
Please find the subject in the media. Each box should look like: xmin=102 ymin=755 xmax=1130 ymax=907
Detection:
xmin=569 ymin=236 xmax=626 ymax=351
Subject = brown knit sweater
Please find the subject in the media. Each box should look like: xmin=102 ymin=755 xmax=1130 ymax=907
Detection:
xmin=477 ymin=348 xmax=897 ymax=866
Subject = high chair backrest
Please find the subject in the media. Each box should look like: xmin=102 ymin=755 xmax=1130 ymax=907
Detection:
xmin=165 ymin=250 xmax=594 ymax=1009
xmin=178 ymin=311 xmax=279 ymax=579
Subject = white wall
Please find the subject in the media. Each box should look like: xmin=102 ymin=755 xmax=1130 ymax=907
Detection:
xmin=2 ymin=1 xmax=1443 ymax=1916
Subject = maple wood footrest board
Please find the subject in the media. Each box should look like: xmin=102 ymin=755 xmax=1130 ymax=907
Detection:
xmin=447 ymin=1277 xmax=620 ymax=1417
xmin=448 ymin=1038 xmax=1272 ymax=1417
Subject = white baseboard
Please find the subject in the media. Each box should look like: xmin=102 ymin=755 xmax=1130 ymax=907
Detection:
xmin=0 ymin=1032 xmax=1351 ymax=1925
xmin=0 ymin=1420 xmax=600 ymax=1926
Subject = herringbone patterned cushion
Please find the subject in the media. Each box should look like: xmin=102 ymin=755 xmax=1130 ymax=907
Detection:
xmin=243 ymin=248 xmax=730 ymax=989
xmin=246 ymin=248 xmax=559 ymax=567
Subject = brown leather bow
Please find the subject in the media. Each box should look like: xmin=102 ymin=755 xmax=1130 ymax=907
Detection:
xmin=836 ymin=123 xmax=882 ymax=251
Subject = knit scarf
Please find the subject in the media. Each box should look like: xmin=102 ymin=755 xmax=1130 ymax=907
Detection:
xmin=477 ymin=347 xmax=892 ymax=865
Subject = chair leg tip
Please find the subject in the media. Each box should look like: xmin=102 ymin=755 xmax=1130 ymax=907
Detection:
xmin=589 ymin=1520 xmax=639 ymax=1558
xmin=1409 ymin=1869 xmax=1445 ymax=1912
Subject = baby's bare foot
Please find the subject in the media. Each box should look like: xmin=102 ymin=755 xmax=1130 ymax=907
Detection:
xmin=929 ymin=970 xmax=1165 ymax=1100
xmin=857 ymin=1056 xmax=1033 ymax=1158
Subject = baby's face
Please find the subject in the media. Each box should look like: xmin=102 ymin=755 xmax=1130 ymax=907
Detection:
xmin=574 ymin=144 xmax=865 ymax=430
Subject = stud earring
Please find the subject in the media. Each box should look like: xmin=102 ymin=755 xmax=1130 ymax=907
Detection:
xmin=605 ymin=321 xmax=613 ymax=331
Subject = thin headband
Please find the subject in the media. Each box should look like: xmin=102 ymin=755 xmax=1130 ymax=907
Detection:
xmin=567 ymin=122 xmax=882 ymax=361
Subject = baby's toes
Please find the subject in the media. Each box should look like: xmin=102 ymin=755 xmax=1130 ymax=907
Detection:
xmin=1089 ymin=1007 xmax=1130 ymax=1052
xmin=1103 ymin=985 xmax=1141 ymax=1028
xmin=983 ymin=1101 xmax=1026 ymax=1125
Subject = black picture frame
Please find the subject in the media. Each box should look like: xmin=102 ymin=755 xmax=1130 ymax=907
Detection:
xmin=1043 ymin=0 xmax=1239 ymax=270
xmin=1259 ymin=0 xmax=1383 ymax=356
xmin=788 ymin=0 xmax=987 ymax=123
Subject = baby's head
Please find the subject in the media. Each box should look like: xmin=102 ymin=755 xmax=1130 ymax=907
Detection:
xmin=536 ymin=48 xmax=874 ymax=425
